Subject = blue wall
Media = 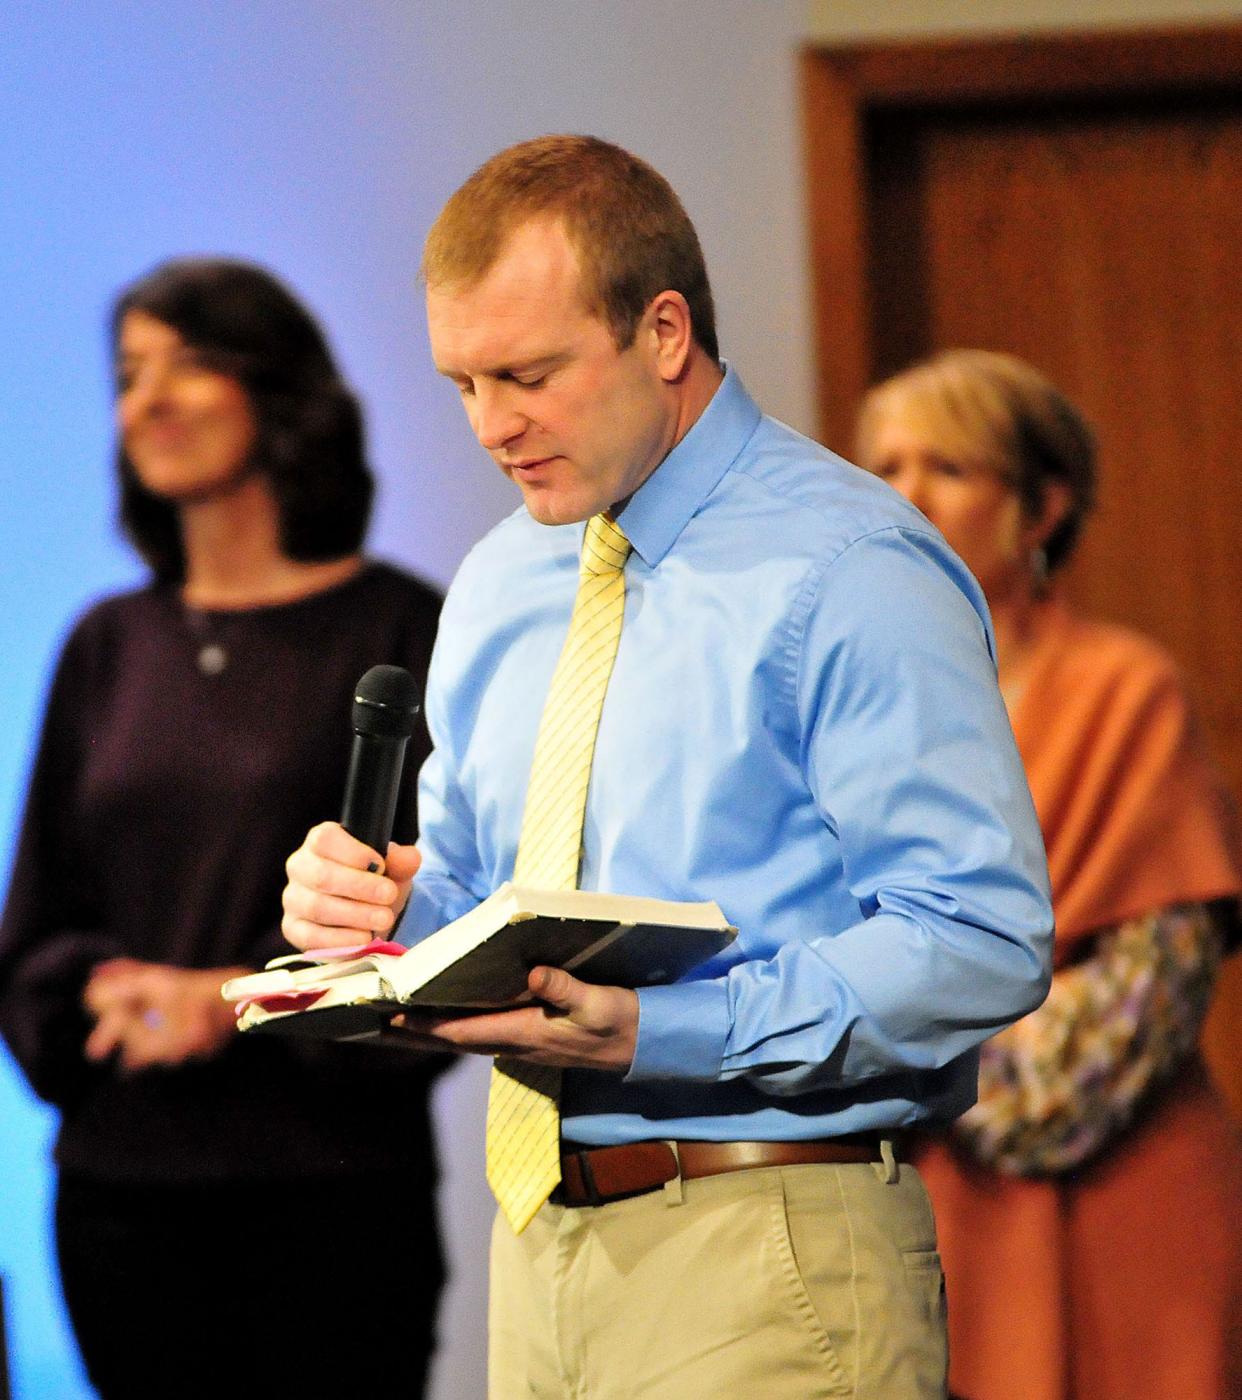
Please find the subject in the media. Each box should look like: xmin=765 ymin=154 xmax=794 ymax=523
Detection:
xmin=1 ymin=13 xmax=487 ymax=1395
xmin=0 ymin=5 xmax=813 ymax=1394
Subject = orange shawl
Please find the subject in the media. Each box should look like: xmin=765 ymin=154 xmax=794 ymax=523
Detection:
xmin=919 ymin=600 xmax=1242 ymax=1400
xmin=1011 ymin=598 xmax=1242 ymax=956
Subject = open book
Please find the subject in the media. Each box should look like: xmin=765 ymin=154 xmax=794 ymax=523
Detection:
xmin=223 ymin=882 xmax=736 ymax=1040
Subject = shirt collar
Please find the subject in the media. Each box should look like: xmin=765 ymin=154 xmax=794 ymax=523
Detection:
xmin=613 ymin=363 xmax=762 ymax=568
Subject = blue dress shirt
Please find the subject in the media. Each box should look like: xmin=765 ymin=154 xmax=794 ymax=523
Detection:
xmin=406 ymin=366 xmax=1053 ymax=1146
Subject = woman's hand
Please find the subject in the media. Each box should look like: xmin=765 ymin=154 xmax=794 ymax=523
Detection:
xmin=83 ymin=959 xmax=248 ymax=1070
xmin=281 ymin=821 xmax=420 ymax=951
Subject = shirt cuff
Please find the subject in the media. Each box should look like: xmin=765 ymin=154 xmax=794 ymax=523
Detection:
xmin=627 ymin=979 xmax=730 ymax=1082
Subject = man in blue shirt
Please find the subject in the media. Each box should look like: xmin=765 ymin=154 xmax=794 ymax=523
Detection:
xmin=282 ymin=135 xmax=1053 ymax=1397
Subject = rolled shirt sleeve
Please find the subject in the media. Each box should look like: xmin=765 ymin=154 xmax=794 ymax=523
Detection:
xmin=629 ymin=527 xmax=1053 ymax=1094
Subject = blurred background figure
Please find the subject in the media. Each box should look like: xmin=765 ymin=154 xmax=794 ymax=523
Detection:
xmin=856 ymin=348 xmax=1242 ymax=1400
xmin=0 ymin=259 xmax=448 ymax=1398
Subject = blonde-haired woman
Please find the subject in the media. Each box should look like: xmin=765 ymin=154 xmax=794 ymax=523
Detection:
xmin=857 ymin=349 xmax=1242 ymax=1400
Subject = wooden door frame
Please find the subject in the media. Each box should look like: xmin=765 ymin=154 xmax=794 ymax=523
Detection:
xmin=800 ymin=23 xmax=1242 ymax=451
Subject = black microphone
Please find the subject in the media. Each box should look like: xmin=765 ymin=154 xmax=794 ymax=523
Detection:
xmin=340 ymin=665 xmax=421 ymax=865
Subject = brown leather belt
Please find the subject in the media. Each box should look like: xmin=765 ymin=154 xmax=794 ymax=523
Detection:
xmin=555 ymin=1136 xmax=894 ymax=1207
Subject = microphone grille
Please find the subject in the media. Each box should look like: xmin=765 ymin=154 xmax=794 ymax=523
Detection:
xmin=352 ymin=665 xmax=421 ymax=739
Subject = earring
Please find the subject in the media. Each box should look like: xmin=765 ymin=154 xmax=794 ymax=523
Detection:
xmin=1030 ymin=546 xmax=1049 ymax=593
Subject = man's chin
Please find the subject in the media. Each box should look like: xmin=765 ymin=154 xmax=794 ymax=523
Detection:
xmin=518 ymin=485 xmax=596 ymax=528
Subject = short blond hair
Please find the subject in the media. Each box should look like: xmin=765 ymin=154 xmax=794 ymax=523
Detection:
xmin=421 ymin=134 xmax=718 ymax=361
xmin=856 ymin=349 xmax=1096 ymax=573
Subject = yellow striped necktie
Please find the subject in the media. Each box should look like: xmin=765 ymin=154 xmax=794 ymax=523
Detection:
xmin=485 ymin=511 xmax=632 ymax=1233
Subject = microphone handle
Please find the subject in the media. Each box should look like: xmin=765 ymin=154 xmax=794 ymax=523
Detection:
xmin=340 ymin=731 xmax=411 ymax=858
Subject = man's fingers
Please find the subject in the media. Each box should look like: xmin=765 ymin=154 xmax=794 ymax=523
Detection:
xmin=280 ymin=911 xmax=385 ymax=952
xmin=382 ymin=1017 xmax=459 ymax=1054
xmin=285 ymin=846 xmax=401 ymax=907
xmin=280 ymin=822 xmax=415 ymax=952
xmin=404 ymin=1004 xmax=576 ymax=1056
xmin=282 ymin=878 xmax=398 ymax=930
xmin=304 ymin=819 xmax=389 ymax=869
xmin=389 ymin=986 xmax=638 ymax=1070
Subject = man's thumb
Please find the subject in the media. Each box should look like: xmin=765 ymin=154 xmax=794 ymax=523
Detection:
xmin=383 ymin=841 xmax=421 ymax=884
xmin=530 ymin=965 xmax=575 ymax=1007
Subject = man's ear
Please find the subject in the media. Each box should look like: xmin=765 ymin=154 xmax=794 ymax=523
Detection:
xmin=645 ymin=290 xmax=693 ymax=383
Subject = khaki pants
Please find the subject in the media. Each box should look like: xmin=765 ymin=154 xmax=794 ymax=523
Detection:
xmin=489 ymin=1154 xmax=948 ymax=1399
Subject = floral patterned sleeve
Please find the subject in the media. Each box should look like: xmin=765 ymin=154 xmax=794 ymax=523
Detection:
xmin=952 ymin=902 xmax=1224 ymax=1176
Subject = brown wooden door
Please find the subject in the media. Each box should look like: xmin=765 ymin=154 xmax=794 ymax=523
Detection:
xmin=801 ymin=25 xmax=1242 ymax=1113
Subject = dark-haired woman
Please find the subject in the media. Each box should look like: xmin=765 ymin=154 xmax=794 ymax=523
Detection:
xmin=857 ymin=349 xmax=1242 ymax=1400
xmin=0 ymin=259 xmax=448 ymax=1398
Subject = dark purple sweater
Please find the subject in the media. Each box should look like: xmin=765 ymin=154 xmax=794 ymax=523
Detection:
xmin=0 ymin=562 xmax=451 ymax=1183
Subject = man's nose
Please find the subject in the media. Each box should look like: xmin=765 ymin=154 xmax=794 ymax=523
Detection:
xmin=473 ymin=385 xmax=525 ymax=451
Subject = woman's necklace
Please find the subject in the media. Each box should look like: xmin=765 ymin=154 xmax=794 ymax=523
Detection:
xmin=183 ymin=607 xmax=229 ymax=676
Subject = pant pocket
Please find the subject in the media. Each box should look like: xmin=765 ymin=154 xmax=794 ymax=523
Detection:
xmin=778 ymin=1164 xmax=950 ymax=1399
xmin=766 ymin=1171 xmax=856 ymax=1395
xmin=902 ymin=1247 xmax=948 ymax=1329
